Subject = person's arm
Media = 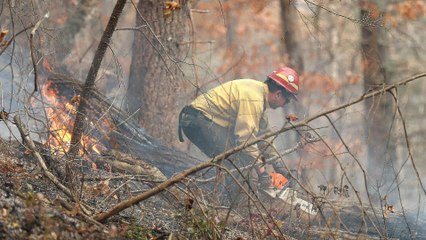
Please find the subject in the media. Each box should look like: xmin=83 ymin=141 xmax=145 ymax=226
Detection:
xmin=257 ymin=117 xmax=292 ymax=175
xmin=257 ymin=115 xmax=280 ymax=161
xmin=233 ymin=99 xmax=264 ymax=166
xmin=255 ymin=115 xmax=282 ymax=176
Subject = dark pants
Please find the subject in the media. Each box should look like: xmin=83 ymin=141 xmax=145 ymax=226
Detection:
xmin=179 ymin=106 xmax=235 ymax=158
xmin=178 ymin=106 xmax=259 ymax=206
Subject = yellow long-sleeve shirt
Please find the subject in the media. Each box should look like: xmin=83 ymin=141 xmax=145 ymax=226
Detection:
xmin=191 ymin=79 xmax=278 ymax=162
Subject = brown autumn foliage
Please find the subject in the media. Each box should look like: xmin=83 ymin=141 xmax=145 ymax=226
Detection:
xmin=193 ymin=0 xmax=282 ymax=79
xmin=0 ymin=30 xmax=8 ymax=44
xmin=395 ymin=0 xmax=425 ymax=20
xmin=301 ymin=73 xmax=342 ymax=94
xmin=164 ymin=1 xmax=181 ymax=18
xmin=385 ymin=0 xmax=426 ymax=27
xmin=1 ymin=1 xmax=426 ymax=239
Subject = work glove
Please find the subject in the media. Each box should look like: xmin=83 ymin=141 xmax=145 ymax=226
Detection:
xmin=272 ymin=162 xmax=290 ymax=177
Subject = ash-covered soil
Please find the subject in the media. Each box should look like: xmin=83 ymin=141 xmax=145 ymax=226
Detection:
xmin=0 ymin=138 xmax=255 ymax=239
xmin=2 ymin=136 xmax=422 ymax=240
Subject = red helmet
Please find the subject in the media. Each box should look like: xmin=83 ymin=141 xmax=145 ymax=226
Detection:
xmin=268 ymin=67 xmax=300 ymax=94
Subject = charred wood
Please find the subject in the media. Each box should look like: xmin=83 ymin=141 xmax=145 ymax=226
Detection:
xmin=45 ymin=73 xmax=202 ymax=177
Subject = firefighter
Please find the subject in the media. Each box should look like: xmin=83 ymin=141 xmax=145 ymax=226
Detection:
xmin=178 ymin=67 xmax=299 ymax=199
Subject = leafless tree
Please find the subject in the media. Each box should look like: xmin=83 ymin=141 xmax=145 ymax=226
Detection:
xmin=68 ymin=0 xmax=127 ymax=191
xmin=280 ymin=0 xmax=304 ymax=72
xmin=126 ymin=0 xmax=190 ymax=146
xmin=1 ymin=0 xmax=426 ymax=239
xmin=360 ymin=0 xmax=397 ymax=192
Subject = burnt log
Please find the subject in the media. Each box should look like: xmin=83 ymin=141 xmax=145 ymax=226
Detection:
xmin=43 ymin=73 xmax=202 ymax=177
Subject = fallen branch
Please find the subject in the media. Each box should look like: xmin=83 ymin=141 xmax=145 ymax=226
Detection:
xmin=0 ymin=183 xmax=105 ymax=229
xmin=195 ymin=132 xmax=319 ymax=183
xmin=96 ymin=149 xmax=186 ymax=203
xmin=13 ymin=115 xmax=93 ymax=217
xmin=55 ymin=197 xmax=106 ymax=229
xmin=14 ymin=115 xmax=74 ymax=198
xmin=94 ymin=160 xmax=214 ymax=222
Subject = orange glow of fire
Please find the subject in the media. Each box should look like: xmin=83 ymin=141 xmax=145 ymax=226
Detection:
xmin=41 ymin=81 xmax=102 ymax=159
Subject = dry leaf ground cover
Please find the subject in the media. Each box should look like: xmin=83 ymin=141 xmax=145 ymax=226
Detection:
xmin=0 ymin=138 xmax=185 ymax=239
xmin=0 ymin=138 xmax=255 ymax=239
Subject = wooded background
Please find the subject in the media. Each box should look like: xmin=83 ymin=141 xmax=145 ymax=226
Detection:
xmin=1 ymin=0 xmax=426 ymax=238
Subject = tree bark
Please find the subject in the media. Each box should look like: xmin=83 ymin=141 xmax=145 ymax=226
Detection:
xmin=360 ymin=0 xmax=396 ymax=187
xmin=126 ymin=0 xmax=189 ymax=146
xmin=279 ymin=0 xmax=305 ymax=175
xmin=280 ymin=0 xmax=304 ymax=72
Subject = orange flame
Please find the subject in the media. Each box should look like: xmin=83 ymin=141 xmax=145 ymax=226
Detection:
xmin=41 ymin=80 xmax=102 ymax=163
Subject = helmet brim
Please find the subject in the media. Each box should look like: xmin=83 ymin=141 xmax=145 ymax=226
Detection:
xmin=289 ymin=93 xmax=298 ymax=101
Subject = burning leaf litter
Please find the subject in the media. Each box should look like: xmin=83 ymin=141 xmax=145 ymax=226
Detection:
xmin=40 ymin=80 xmax=102 ymax=161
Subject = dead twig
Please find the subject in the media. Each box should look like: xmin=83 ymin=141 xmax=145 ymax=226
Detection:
xmin=94 ymin=160 xmax=215 ymax=222
xmin=68 ymin=0 xmax=126 ymax=158
xmin=0 ymin=26 xmax=33 ymax=56
xmin=55 ymin=197 xmax=106 ymax=229
xmin=13 ymin=115 xmax=92 ymax=217
xmin=29 ymin=12 xmax=49 ymax=92
xmin=195 ymin=133 xmax=318 ymax=184
xmin=100 ymin=177 xmax=134 ymax=205
xmin=0 ymin=184 xmax=105 ymax=229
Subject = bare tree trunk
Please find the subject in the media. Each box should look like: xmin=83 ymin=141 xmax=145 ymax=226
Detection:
xmin=126 ymin=0 xmax=189 ymax=147
xmin=360 ymin=0 xmax=396 ymax=193
xmin=279 ymin=0 xmax=305 ymax=175
xmin=68 ymin=0 xmax=126 ymax=191
xmin=280 ymin=0 xmax=304 ymax=72
xmin=223 ymin=0 xmax=240 ymax=78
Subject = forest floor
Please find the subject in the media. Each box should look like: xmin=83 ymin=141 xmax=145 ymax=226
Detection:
xmin=0 ymin=138 xmax=259 ymax=240
xmin=3 ymin=135 xmax=421 ymax=240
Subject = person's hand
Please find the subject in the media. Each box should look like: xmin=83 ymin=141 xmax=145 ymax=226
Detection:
xmin=257 ymin=156 xmax=268 ymax=174
xmin=258 ymin=172 xmax=272 ymax=189
xmin=258 ymin=166 xmax=265 ymax=174
xmin=273 ymin=162 xmax=290 ymax=177
xmin=286 ymin=114 xmax=298 ymax=122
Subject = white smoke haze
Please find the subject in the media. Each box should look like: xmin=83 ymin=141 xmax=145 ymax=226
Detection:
xmin=1 ymin=1 xmax=426 ymax=239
